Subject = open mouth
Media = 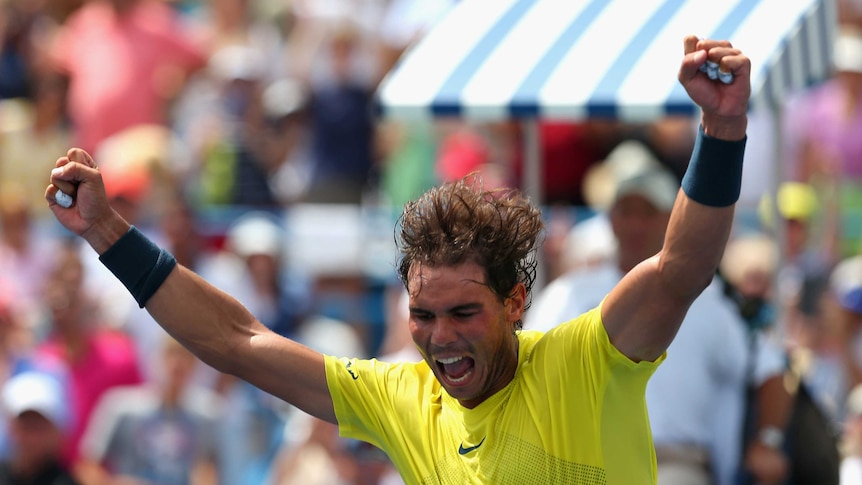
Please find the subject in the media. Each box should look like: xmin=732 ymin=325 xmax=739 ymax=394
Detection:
xmin=436 ymin=356 xmax=475 ymax=385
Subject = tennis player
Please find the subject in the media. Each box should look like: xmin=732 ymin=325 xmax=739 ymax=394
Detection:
xmin=46 ymin=36 xmax=750 ymax=484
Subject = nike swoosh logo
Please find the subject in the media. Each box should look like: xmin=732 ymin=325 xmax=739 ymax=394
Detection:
xmin=458 ymin=437 xmax=486 ymax=455
xmin=346 ymin=362 xmax=358 ymax=380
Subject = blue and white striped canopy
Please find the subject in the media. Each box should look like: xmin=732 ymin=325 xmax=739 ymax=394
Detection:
xmin=376 ymin=0 xmax=836 ymax=122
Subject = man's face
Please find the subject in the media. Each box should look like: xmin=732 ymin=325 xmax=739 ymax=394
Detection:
xmin=610 ymin=195 xmax=671 ymax=272
xmin=9 ymin=411 xmax=63 ymax=466
xmin=407 ymin=261 xmax=524 ymax=409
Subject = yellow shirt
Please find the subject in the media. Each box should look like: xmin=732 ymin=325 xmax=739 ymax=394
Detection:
xmin=325 ymin=306 xmax=664 ymax=484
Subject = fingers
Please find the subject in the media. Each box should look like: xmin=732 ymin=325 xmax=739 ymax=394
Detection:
xmin=711 ymin=47 xmax=750 ymax=80
xmin=50 ymin=163 xmax=78 ymax=197
xmin=681 ymin=36 xmax=749 ymax=85
xmin=49 ymin=148 xmax=99 ymax=207
xmin=67 ymin=147 xmax=97 ymax=169
xmin=683 ymin=35 xmax=699 ymax=55
xmin=695 ymin=38 xmax=733 ymax=52
xmin=45 ymin=183 xmax=62 ymax=207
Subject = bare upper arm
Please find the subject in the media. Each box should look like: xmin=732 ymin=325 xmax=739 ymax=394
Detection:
xmin=145 ymin=267 xmax=338 ymax=424
xmin=600 ymin=255 xmax=695 ymax=362
xmin=231 ymin=328 xmax=337 ymax=424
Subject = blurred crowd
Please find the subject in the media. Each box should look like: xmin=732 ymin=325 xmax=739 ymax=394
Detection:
xmin=0 ymin=0 xmax=861 ymax=484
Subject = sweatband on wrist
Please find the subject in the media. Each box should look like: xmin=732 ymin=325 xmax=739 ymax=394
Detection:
xmin=681 ymin=125 xmax=746 ymax=207
xmin=99 ymin=226 xmax=177 ymax=308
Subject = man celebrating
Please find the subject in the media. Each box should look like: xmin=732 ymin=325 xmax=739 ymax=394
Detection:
xmin=46 ymin=36 xmax=749 ymax=484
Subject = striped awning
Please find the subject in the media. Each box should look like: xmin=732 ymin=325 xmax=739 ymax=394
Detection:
xmin=376 ymin=0 xmax=837 ymax=122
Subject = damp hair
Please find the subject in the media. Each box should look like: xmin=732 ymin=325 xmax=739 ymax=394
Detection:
xmin=395 ymin=175 xmax=544 ymax=330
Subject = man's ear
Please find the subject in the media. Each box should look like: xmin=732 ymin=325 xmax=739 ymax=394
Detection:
xmin=506 ymin=283 xmax=527 ymax=323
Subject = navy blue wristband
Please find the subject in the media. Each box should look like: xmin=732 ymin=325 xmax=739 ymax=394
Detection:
xmin=681 ymin=125 xmax=746 ymax=207
xmin=99 ymin=226 xmax=177 ymax=308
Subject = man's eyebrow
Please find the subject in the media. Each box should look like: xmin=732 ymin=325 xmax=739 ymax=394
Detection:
xmin=410 ymin=302 xmax=483 ymax=315
xmin=447 ymin=302 xmax=483 ymax=313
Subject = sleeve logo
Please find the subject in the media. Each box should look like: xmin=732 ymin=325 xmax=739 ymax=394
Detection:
xmin=345 ymin=361 xmax=359 ymax=380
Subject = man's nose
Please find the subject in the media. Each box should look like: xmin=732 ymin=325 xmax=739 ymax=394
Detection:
xmin=430 ymin=318 xmax=458 ymax=346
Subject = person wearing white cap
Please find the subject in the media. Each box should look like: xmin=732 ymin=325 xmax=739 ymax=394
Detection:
xmin=0 ymin=371 xmax=78 ymax=484
xmin=528 ymin=145 xmax=789 ymax=485
xmin=840 ymin=383 xmax=862 ymax=485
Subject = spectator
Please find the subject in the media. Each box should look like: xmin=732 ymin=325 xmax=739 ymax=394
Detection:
xmin=76 ymin=335 xmax=222 ymax=485
xmin=174 ymin=43 xmax=280 ymax=206
xmin=0 ymin=1 xmax=33 ymax=100
xmin=0 ymin=291 xmax=37 ymax=460
xmin=723 ymin=234 xmax=843 ymax=484
xmin=205 ymin=211 xmax=308 ymax=338
xmin=759 ymin=181 xmax=839 ymax=320
xmin=0 ymin=187 xmax=60 ymax=331
xmin=263 ymin=77 xmax=315 ymax=205
xmin=841 ymin=383 xmax=862 ymax=485
xmin=47 ymin=0 xmax=206 ymax=154
xmin=0 ymin=371 xmax=79 ymax=485
xmin=0 ymin=72 xmax=72 ymax=219
xmin=302 ymin=20 xmax=378 ymax=204
xmin=34 ymin=243 xmax=143 ymax=467
xmin=783 ymin=26 xmax=862 ymax=256
xmin=199 ymin=212 xmax=312 ymax=485
xmin=829 ymin=255 xmax=862 ymax=401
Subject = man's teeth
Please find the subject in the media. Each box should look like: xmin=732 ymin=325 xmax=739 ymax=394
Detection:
xmin=438 ymin=356 xmax=464 ymax=364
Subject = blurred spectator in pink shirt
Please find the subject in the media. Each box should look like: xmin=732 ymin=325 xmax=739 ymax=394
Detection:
xmin=47 ymin=0 xmax=206 ymax=154
xmin=33 ymin=242 xmax=142 ymax=468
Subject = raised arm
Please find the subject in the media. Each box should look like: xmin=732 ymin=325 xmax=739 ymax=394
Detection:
xmin=602 ymin=36 xmax=750 ymax=362
xmin=46 ymin=149 xmax=336 ymax=424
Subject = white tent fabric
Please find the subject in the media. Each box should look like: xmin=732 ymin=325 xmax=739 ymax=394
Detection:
xmin=376 ymin=0 xmax=837 ymax=122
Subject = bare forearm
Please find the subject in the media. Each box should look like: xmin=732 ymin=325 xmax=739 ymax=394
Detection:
xmin=49 ymin=148 xmax=334 ymax=421
xmin=143 ymin=266 xmax=335 ymax=422
xmin=756 ymin=374 xmax=793 ymax=432
xmin=81 ymin=210 xmax=131 ymax=256
xmin=82 ymin=214 xmax=335 ymax=422
xmin=660 ymin=193 xmax=735 ymax=298
xmin=659 ymin=113 xmax=744 ymax=298
xmin=80 ymin=211 xmax=284 ymax=374
xmin=145 ymin=266 xmax=262 ymax=374
xmin=602 ymin=119 xmax=744 ymax=360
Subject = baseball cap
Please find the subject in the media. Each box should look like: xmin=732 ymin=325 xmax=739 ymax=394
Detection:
xmin=719 ymin=233 xmax=778 ymax=288
xmin=226 ymin=211 xmax=285 ymax=259
xmin=612 ymin=165 xmax=679 ymax=212
xmin=209 ymin=45 xmax=266 ymax=82
xmin=834 ymin=28 xmax=862 ymax=74
xmin=758 ymin=182 xmax=818 ymax=228
xmin=843 ymin=288 xmax=862 ymax=315
xmin=2 ymin=371 xmax=69 ymax=430
xmin=583 ymin=139 xmax=678 ymax=212
xmin=831 ymin=255 xmax=862 ymax=315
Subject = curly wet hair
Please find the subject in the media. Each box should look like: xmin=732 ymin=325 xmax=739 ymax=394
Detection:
xmin=395 ymin=175 xmax=544 ymax=330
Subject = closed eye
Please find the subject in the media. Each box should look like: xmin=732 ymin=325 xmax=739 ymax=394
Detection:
xmin=452 ymin=311 xmax=478 ymax=319
xmin=411 ymin=310 xmax=434 ymax=322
